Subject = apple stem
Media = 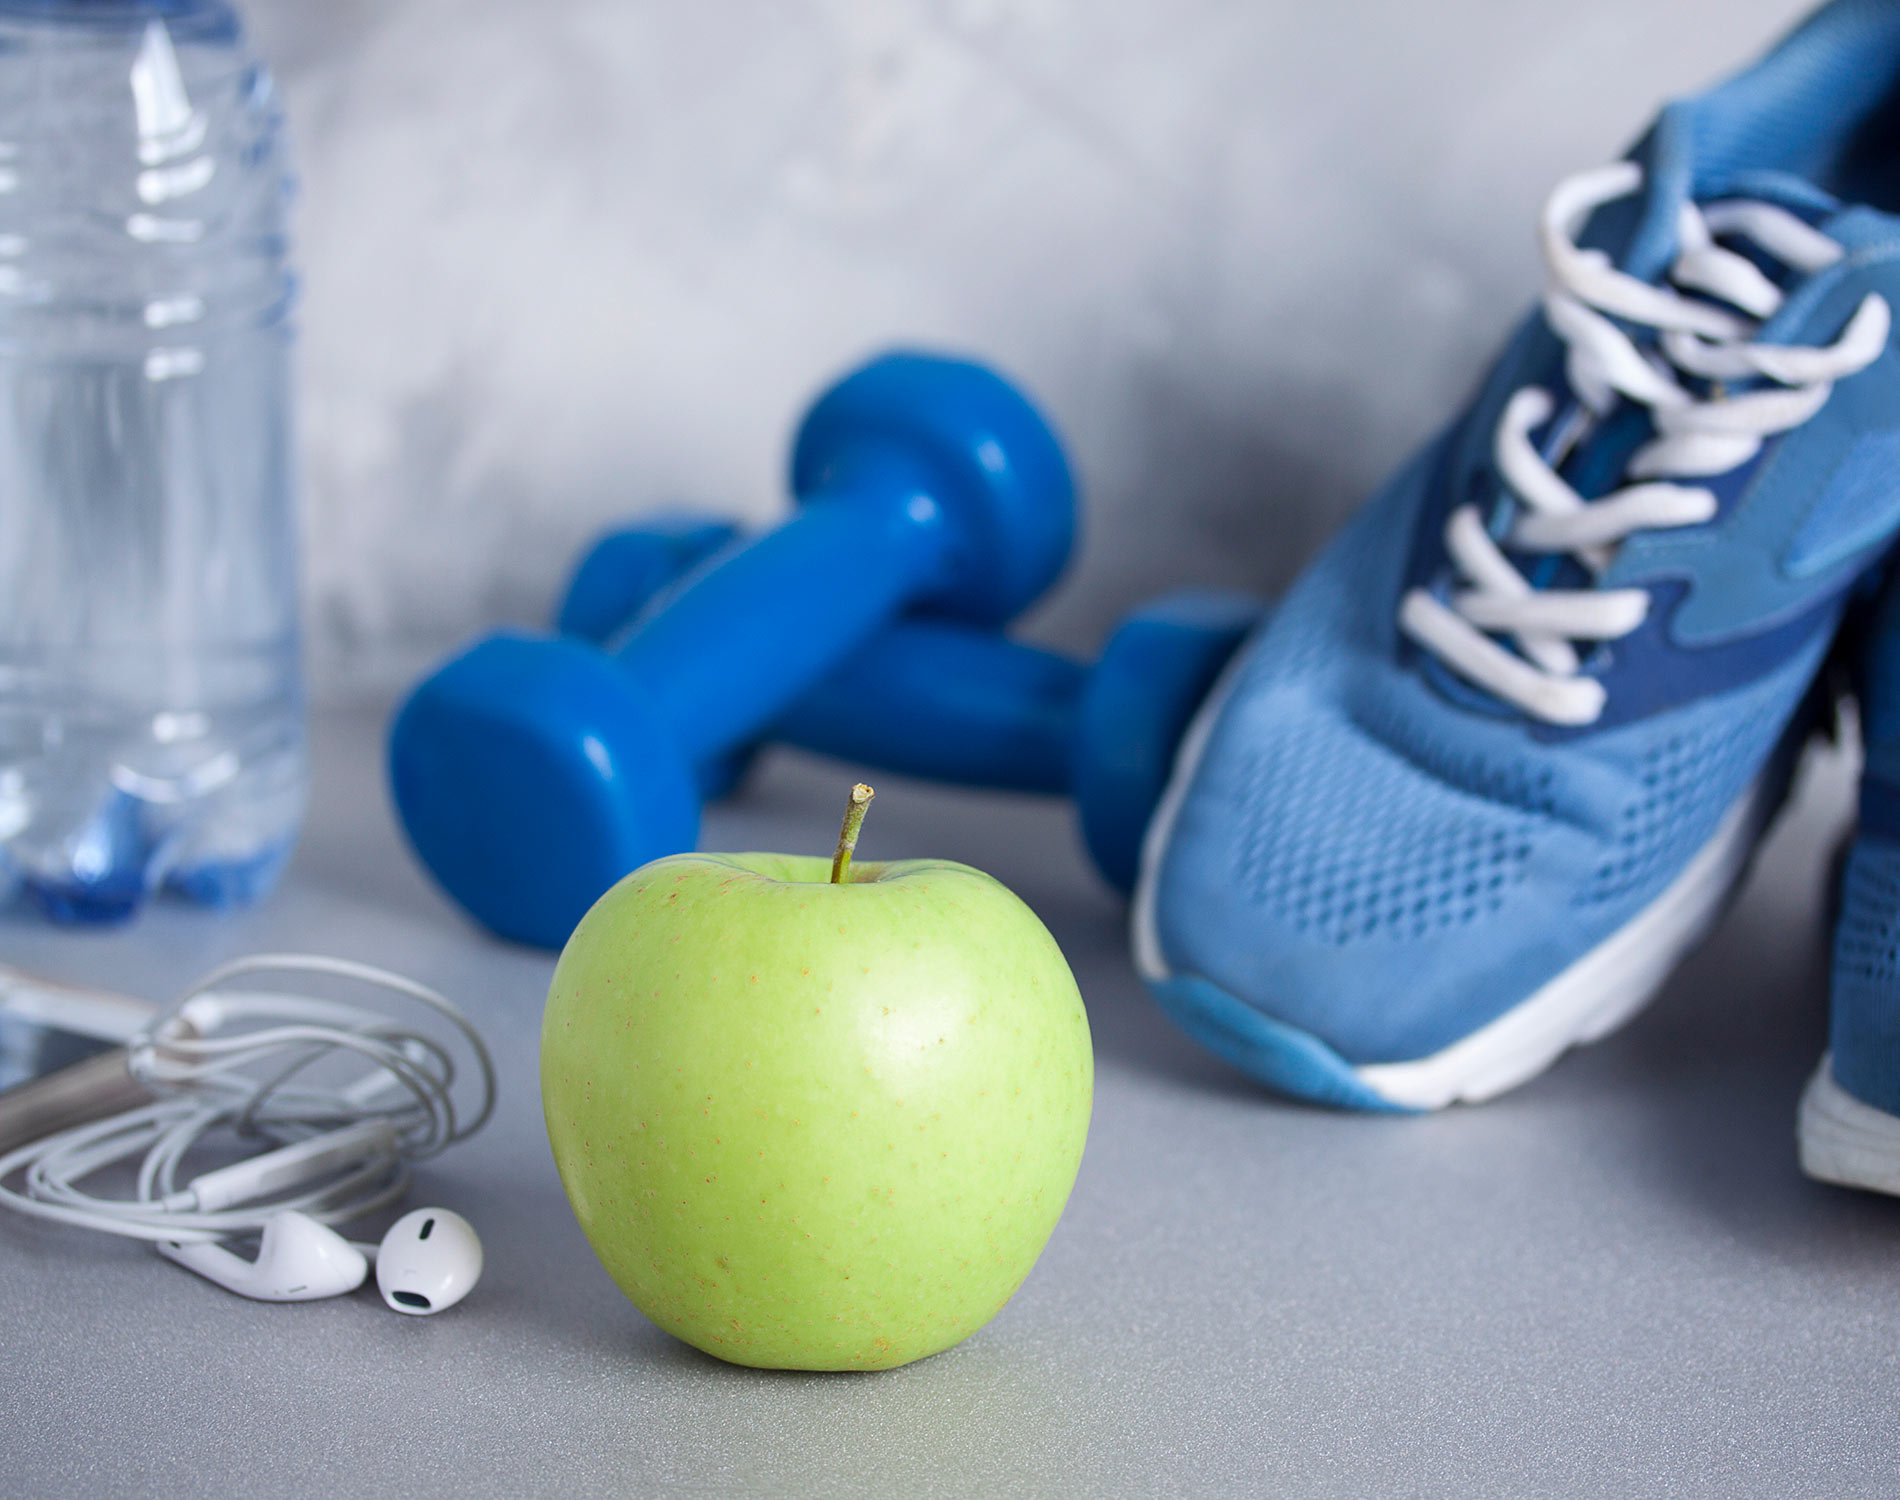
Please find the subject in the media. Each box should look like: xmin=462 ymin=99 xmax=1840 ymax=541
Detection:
xmin=831 ymin=782 xmax=876 ymax=884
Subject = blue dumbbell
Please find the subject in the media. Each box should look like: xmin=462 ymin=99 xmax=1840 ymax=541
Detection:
xmin=560 ymin=521 xmax=1261 ymax=892
xmin=390 ymin=351 xmax=1076 ymax=948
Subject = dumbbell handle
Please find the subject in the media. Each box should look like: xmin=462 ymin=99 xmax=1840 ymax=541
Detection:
xmin=564 ymin=519 xmax=1083 ymax=794
xmin=779 ymin=626 xmax=1083 ymax=795
xmin=564 ymin=522 xmax=1257 ymax=861
xmin=614 ymin=454 xmax=957 ymax=765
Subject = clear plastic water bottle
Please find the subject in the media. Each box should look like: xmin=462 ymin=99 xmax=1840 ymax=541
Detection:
xmin=0 ymin=0 xmax=303 ymax=923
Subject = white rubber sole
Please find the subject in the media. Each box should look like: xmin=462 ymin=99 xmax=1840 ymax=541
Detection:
xmin=1133 ymin=670 xmax=1781 ymax=1110
xmin=1130 ymin=633 xmax=1248 ymax=985
xmin=1799 ymin=1056 xmax=1900 ymax=1197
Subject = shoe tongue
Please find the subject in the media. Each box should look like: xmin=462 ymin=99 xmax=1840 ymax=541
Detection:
xmin=1611 ymin=108 xmax=1696 ymax=283
xmin=1611 ymin=113 xmax=1854 ymax=281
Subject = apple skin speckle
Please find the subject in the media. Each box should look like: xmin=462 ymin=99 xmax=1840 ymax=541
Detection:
xmin=541 ymin=851 xmax=1092 ymax=1372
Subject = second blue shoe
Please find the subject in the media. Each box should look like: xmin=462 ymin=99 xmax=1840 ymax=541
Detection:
xmin=1136 ymin=0 xmax=1900 ymax=1110
xmin=1802 ymin=576 xmax=1900 ymax=1195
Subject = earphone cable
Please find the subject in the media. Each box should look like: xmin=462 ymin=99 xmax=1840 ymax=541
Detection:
xmin=0 ymin=954 xmax=493 ymax=1244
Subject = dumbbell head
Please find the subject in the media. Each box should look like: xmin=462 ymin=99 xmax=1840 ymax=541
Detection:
xmin=555 ymin=514 xmax=739 ymax=643
xmin=390 ymin=632 xmax=699 ymax=948
xmin=1072 ymin=589 xmax=1262 ymax=893
xmin=790 ymin=351 xmax=1075 ymax=626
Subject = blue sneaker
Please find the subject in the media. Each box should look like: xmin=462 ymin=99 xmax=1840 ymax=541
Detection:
xmin=1802 ymin=578 xmax=1900 ymax=1194
xmin=1135 ymin=0 xmax=1900 ymax=1111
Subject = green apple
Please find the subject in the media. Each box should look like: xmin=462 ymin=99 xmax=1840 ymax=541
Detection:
xmin=540 ymin=789 xmax=1093 ymax=1371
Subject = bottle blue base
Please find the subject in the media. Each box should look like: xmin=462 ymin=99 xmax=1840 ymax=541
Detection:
xmin=163 ymin=838 xmax=297 ymax=909
xmin=16 ymin=836 xmax=296 ymax=924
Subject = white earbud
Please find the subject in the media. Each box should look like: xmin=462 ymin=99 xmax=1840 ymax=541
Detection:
xmin=371 ymin=1207 xmax=483 ymax=1315
xmin=158 ymin=1211 xmax=369 ymax=1302
xmin=156 ymin=1205 xmax=485 ymax=1314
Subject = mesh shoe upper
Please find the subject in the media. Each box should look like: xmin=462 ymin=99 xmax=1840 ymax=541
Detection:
xmin=1145 ymin=439 xmax=1832 ymax=1064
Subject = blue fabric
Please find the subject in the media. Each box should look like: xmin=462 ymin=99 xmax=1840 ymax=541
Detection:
xmin=1145 ymin=0 xmax=1900 ymax=1098
xmin=1831 ymin=567 xmax=1900 ymax=1115
xmin=1830 ymin=835 xmax=1900 ymax=1116
xmin=1855 ymin=775 xmax=1900 ymax=843
xmin=1664 ymin=0 xmax=1900 ymax=200
xmin=1784 ymin=429 xmax=1900 ymax=578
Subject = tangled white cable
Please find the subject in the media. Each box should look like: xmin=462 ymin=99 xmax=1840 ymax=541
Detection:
xmin=1400 ymin=160 xmax=1892 ymax=726
xmin=0 ymin=953 xmax=495 ymax=1248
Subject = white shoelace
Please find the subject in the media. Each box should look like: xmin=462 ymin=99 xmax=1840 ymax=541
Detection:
xmin=1400 ymin=161 xmax=1892 ymax=726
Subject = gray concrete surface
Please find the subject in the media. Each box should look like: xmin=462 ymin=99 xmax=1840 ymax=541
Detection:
xmin=2 ymin=705 xmax=1896 ymax=1498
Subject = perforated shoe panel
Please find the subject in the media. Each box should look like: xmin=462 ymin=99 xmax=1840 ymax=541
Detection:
xmin=1586 ymin=712 xmax=1793 ymax=905
xmin=1234 ymin=720 xmax=1543 ymax=947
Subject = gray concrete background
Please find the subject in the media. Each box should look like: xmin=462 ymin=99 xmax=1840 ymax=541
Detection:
xmin=251 ymin=0 xmax=1816 ymax=689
